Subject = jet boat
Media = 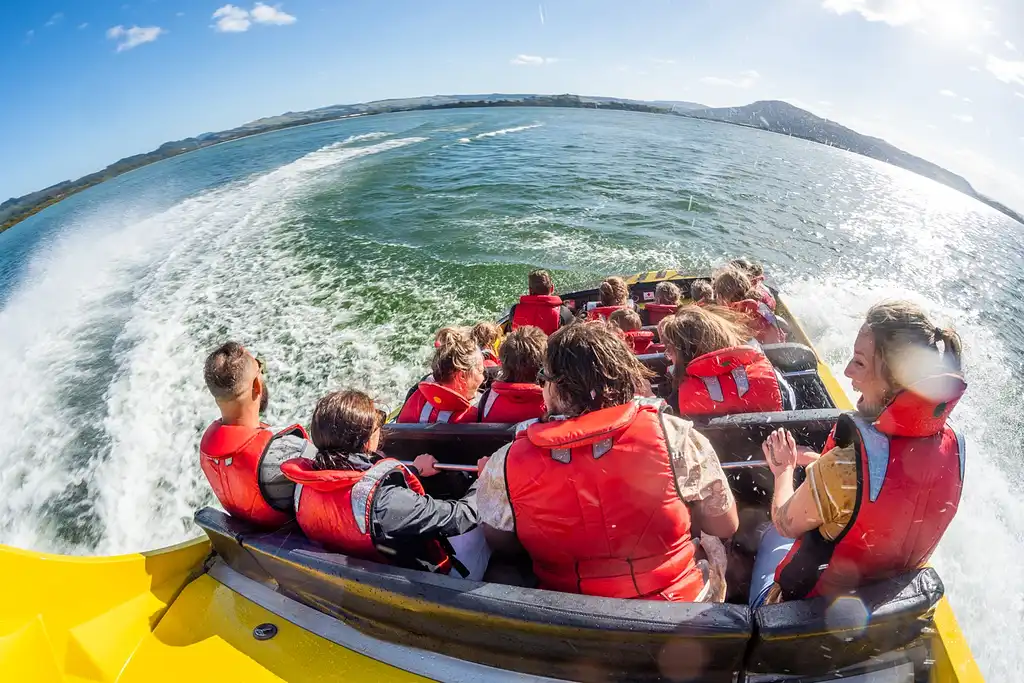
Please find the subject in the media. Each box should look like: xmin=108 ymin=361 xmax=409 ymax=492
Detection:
xmin=0 ymin=270 xmax=983 ymax=682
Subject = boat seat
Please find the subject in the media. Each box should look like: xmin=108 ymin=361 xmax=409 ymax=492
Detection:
xmin=747 ymin=568 xmax=944 ymax=676
xmin=194 ymin=506 xmax=752 ymax=682
xmin=760 ymin=343 xmax=817 ymax=374
xmin=380 ymin=409 xmax=841 ymax=468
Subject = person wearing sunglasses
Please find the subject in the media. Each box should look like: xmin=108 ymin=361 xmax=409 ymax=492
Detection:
xmin=281 ymin=389 xmax=491 ymax=581
xmin=477 ymin=321 xmax=739 ymax=602
xmin=199 ymin=341 xmax=313 ymax=528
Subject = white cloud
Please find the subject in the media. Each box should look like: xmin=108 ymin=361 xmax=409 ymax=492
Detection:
xmin=968 ymin=66 xmax=981 ymax=72
xmin=538 ymin=4 xmax=545 ymax=25
xmin=106 ymin=25 xmax=164 ymax=51
xmin=1007 ymin=41 xmax=1018 ymax=52
xmin=45 ymin=12 xmax=64 ymax=27
xmin=821 ymin=0 xmax=995 ymax=41
xmin=78 ymin=22 xmax=89 ymax=29
xmin=213 ymin=5 xmax=251 ymax=32
xmin=250 ymin=3 xmax=296 ymax=26
xmin=926 ymin=124 xmax=939 ymax=130
xmin=651 ymin=58 xmax=676 ymax=65
xmin=939 ymin=89 xmax=957 ymax=97
xmin=986 ymin=54 xmax=1024 ymax=86
xmin=700 ymin=69 xmax=760 ymax=88
xmin=213 ymin=3 xmax=296 ymax=32
xmin=962 ymin=96 xmax=972 ymax=103
xmin=1017 ymin=92 xmax=1024 ymax=99
xmin=952 ymin=114 xmax=974 ymax=122
xmin=510 ymin=54 xmax=557 ymax=66
xmin=25 ymin=29 xmax=34 ymax=41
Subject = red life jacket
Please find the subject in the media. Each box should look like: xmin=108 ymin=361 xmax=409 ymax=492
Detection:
xmin=753 ymin=283 xmax=777 ymax=311
xmin=588 ymin=304 xmax=627 ymax=321
xmin=649 ymin=342 xmax=666 ymax=354
xmin=482 ymin=349 xmax=501 ymax=369
xmin=280 ymin=457 xmax=454 ymax=574
xmin=676 ymin=346 xmax=784 ymax=416
xmin=477 ymin=381 xmax=545 ymax=423
xmin=624 ymin=330 xmax=655 ymax=354
xmin=505 ymin=399 xmax=705 ymax=602
xmin=645 ymin=303 xmax=678 ymax=326
xmin=199 ymin=421 xmax=308 ymax=528
xmin=775 ymin=374 xmax=967 ymax=599
xmin=396 ymin=382 xmax=478 ymax=423
xmin=731 ymin=300 xmax=786 ymax=344
xmin=512 ymin=294 xmax=563 ymax=335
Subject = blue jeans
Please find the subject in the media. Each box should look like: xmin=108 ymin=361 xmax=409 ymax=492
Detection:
xmin=748 ymin=526 xmax=795 ymax=609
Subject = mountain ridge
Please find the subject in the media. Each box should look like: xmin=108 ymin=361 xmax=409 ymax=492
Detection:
xmin=2 ymin=93 xmax=1020 ymax=232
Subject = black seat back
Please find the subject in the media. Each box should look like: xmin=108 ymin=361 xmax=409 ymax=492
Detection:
xmin=195 ymin=507 xmax=752 ymax=682
xmin=748 ymin=568 xmax=944 ymax=676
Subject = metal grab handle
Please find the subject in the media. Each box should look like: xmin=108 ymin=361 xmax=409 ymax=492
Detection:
xmin=722 ymin=460 xmax=770 ymax=470
xmin=400 ymin=460 xmax=480 ymax=473
xmin=398 ymin=460 xmax=768 ymax=473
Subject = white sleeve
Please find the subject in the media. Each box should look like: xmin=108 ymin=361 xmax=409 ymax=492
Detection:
xmin=476 ymin=443 xmax=515 ymax=532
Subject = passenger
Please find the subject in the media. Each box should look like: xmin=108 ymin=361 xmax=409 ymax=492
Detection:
xmin=281 ymin=390 xmax=491 ymax=580
xmin=198 ymin=342 xmax=314 ymax=528
xmin=749 ymin=301 xmax=966 ymax=607
xmin=478 ymin=326 xmax=547 ymax=423
xmin=509 ymin=269 xmax=575 ymax=336
xmin=730 ymin=257 xmax=776 ymax=311
xmin=609 ymin=308 xmax=655 ymax=354
xmin=397 ymin=329 xmax=484 ymax=423
xmin=434 ymin=326 xmax=465 ymax=349
xmin=661 ymin=306 xmax=795 ymax=416
xmin=477 ymin=322 xmax=739 ymax=602
xmin=689 ymin=280 xmax=714 ymax=306
xmin=587 ymin=276 xmax=633 ymax=320
xmin=712 ymin=267 xmax=788 ymax=344
xmin=471 ymin=321 xmax=503 ymax=368
xmin=645 ymin=281 xmax=682 ymax=325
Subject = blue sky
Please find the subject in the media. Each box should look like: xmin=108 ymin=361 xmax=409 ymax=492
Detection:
xmin=3 ymin=0 xmax=1024 ymax=210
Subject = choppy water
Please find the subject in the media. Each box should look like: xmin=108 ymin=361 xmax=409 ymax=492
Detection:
xmin=0 ymin=107 xmax=1020 ymax=678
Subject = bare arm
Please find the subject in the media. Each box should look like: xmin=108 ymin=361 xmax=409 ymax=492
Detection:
xmin=764 ymin=429 xmax=824 ymax=538
xmin=694 ymin=485 xmax=740 ymax=538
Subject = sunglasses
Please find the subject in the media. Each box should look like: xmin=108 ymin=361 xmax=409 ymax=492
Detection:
xmin=536 ymin=367 xmax=557 ymax=387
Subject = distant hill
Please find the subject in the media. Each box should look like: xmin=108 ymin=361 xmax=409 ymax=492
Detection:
xmin=3 ymin=93 xmax=1020 ymax=232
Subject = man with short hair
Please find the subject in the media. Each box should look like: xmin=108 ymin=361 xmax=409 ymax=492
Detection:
xmin=509 ymin=269 xmax=575 ymax=336
xmin=199 ymin=341 xmax=313 ymax=527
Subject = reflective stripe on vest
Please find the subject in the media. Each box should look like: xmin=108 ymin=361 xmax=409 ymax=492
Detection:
xmin=757 ymin=302 xmax=778 ymax=327
xmin=482 ymin=390 xmax=500 ymax=419
xmin=437 ymin=410 xmax=453 ymax=423
xmin=849 ymin=415 xmax=891 ymax=502
xmin=732 ymin=366 xmax=750 ymax=398
xmin=701 ymin=376 xmax=724 ymax=402
xmin=350 ymin=460 xmax=404 ymax=534
xmin=293 ymin=483 xmax=304 ymax=512
xmin=418 ymin=403 xmax=433 ymax=423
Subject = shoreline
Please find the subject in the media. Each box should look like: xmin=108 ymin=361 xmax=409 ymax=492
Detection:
xmin=3 ymin=96 xmax=1020 ymax=233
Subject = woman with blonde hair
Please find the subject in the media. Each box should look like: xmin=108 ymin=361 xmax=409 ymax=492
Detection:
xmin=588 ymin=276 xmax=634 ymax=321
xmin=712 ymin=267 xmax=787 ymax=344
xmin=750 ymin=301 xmax=966 ymax=607
xmin=398 ymin=328 xmax=485 ymax=423
xmin=660 ymin=305 xmax=794 ymax=416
